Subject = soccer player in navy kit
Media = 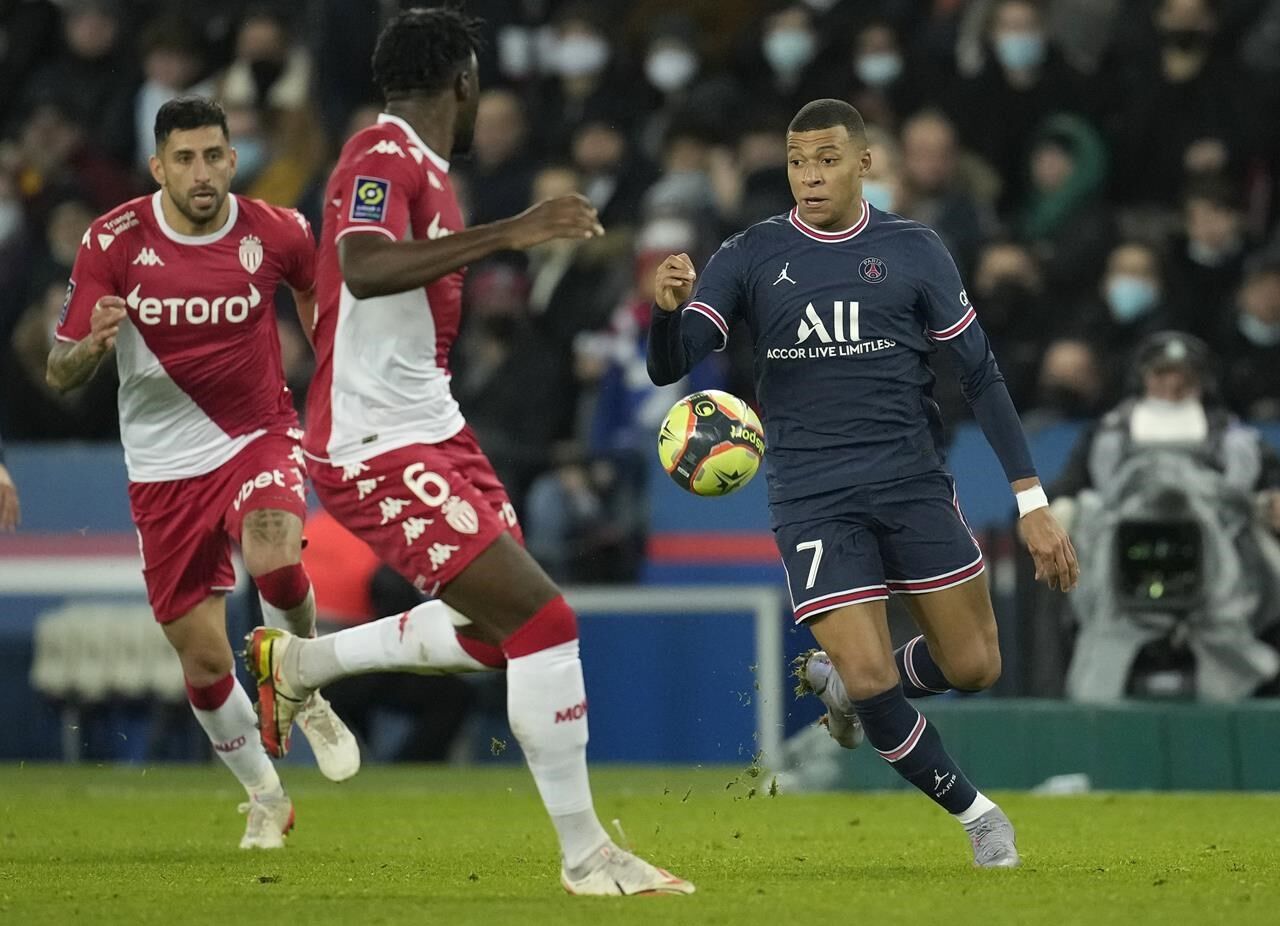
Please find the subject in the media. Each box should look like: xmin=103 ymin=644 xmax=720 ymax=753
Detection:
xmin=648 ymin=100 xmax=1078 ymax=868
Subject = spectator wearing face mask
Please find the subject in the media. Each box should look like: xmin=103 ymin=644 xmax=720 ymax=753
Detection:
xmin=217 ymin=8 xmax=325 ymax=207
xmin=537 ymin=6 xmax=632 ymax=151
xmin=1028 ymin=338 xmax=1107 ymax=424
xmin=1216 ymin=261 xmax=1280 ymax=420
xmin=952 ymin=0 xmax=1093 ymax=213
xmin=1170 ymin=179 xmax=1249 ymax=341
xmin=741 ymin=4 xmax=827 ymax=115
xmin=1067 ymin=241 xmax=1179 ymax=405
xmin=635 ymin=15 xmax=740 ymax=163
xmin=1112 ymin=0 xmax=1252 ymax=207
xmin=861 ymin=126 xmax=905 ymax=216
xmin=834 ymin=19 xmax=929 ymax=134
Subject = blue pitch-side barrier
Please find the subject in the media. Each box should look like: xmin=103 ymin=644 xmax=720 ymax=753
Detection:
xmin=6 ymin=422 xmax=1280 ymax=763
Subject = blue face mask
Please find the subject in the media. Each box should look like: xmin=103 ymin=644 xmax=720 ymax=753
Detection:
xmin=1238 ymin=311 xmax=1280 ymax=347
xmin=1105 ymin=275 xmax=1159 ymax=323
xmin=234 ymin=136 xmax=269 ymax=184
xmin=994 ymin=32 xmax=1046 ymax=71
xmin=763 ymin=29 xmax=816 ymax=76
xmin=855 ymin=52 xmax=903 ymax=88
xmin=861 ymin=180 xmax=895 ymax=213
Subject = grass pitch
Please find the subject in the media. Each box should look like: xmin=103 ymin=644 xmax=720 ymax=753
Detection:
xmin=1 ymin=764 xmax=1277 ymax=926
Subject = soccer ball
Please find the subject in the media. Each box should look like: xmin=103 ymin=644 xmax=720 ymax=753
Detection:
xmin=657 ymin=389 xmax=764 ymax=496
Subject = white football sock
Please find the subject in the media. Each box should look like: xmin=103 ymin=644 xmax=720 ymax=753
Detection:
xmin=506 ymin=639 xmax=610 ymax=868
xmin=189 ymin=680 xmax=282 ymax=800
xmin=955 ymin=791 xmax=997 ymax=825
xmin=259 ymin=588 xmax=316 ymax=638
xmin=293 ymin=600 xmax=495 ymax=689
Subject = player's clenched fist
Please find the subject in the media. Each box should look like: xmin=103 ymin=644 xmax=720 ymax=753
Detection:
xmin=88 ymin=296 xmax=127 ymax=355
xmin=655 ymin=253 xmax=696 ymax=312
xmin=504 ymin=194 xmax=605 ymax=250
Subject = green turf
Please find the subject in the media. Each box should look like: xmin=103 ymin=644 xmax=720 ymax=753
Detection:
xmin=1 ymin=764 xmax=1277 ymax=926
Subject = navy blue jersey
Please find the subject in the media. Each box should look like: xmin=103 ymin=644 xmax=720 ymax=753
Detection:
xmin=649 ymin=202 xmax=1036 ymax=511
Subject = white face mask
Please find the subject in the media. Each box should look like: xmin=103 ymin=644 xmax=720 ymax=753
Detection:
xmin=855 ymin=52 xmax=903 ymax=88
xmin=557 ymin=34 xmax=609 ymax=78
xmin=861 ymin=180 xmax=895 ymax=212
xmin=645 ymin=47 xmax=697 ymax=93
xmin=763 ymin=29 xmax=816 ymax=76
xmin=0 ymin=199 xmax=23 ymax=247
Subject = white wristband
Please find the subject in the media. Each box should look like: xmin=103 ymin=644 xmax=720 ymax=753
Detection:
xmin=1016 ymin=486 xmax=1049 ymax=518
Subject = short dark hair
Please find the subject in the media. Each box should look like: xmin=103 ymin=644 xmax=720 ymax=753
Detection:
xmin=372 ymin=6 xmax=486 ymax=99
xmin=154 ymin=96 xmax=228 ymax=149
xmin=788 ymin=99 xmax=867 ymax=144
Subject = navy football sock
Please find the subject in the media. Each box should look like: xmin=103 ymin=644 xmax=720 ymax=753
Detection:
xmin=895 ymin=635 xmax=952 ymax=698
xmin=853 ymin=683 xmax=978 ymax=814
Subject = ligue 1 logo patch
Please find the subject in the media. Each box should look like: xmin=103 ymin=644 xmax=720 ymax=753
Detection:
xmin=859 ymin=256 xmax=887 ymax=284
xmin=351 ymin=176 xmax=390 ymax=222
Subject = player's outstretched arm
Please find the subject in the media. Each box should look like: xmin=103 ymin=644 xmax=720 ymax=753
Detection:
xmin=45 ymin=296 xmax=126 ymax=393
xmin=340 ymin=194 xmax=604 ymax=299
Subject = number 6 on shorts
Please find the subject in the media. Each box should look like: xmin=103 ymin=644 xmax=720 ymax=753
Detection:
xmin=796 ymin=539 xmax=823 ymax=590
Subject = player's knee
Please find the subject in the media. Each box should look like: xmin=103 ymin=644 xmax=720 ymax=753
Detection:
xmin=828 ymin=650 xmax=900 ymax=701
xmin=176 ymin=641 xmax=234 ymax=685
xmin=242 ymin=539 xmax=301 ymax=577
xmin=947 ymin=647 xmax=1002 ymax=692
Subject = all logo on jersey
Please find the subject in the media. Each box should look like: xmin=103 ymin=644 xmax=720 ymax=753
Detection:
xmin=859 ymin=257 xmax=886 ymax=284
xmin=427 ymin=172 xmax=444 ymax=191
xmin=773 ymin=262 xmax=796 ymax=286
xmin=132 ymin=248 xmax=165 ymax=267
xmin=351 ymin=176 xmax=390 ymax=222
xmin=766 ymin=300 xmax=897 ymax=360
xmin=239 ymin=234 xmax=263 ymax=274
xmin=97 ymin=233 xmax=115 ymax=251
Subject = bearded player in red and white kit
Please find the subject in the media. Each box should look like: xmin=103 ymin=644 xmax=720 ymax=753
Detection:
xmin=243 ymin=9 xmax=692 ymax=895
xmin=46 ymin=97 xmax=359 ymax=849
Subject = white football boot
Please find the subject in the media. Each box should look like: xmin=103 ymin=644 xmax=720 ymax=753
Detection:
xmin=561 ymin=843 xmax=695 ymax=896
xmin=296 ymin=690 xmax=361 ymax=782
xmin=794 ymin=649 xmax=865 ymax=749
xmin=238 ymin=793 xmax=295 ymax=849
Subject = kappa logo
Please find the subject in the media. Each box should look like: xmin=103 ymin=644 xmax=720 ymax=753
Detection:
xmin=773 ymin=261 xmax=796 ymax=286
xmin=239 ymin=235 xmax=263 ymax=274
xmin=366 ymin=139 xmax=406 ymax=158
xmin=426 ymin=212 xmax=453 ymax=240
xmin=132 ymin=248 xmax=165 ymax=267
xmin=427 ymin=171 xmax=443 ymax=191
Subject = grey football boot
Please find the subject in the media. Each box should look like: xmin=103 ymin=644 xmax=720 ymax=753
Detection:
xmin=793 ymin=650 xmax=865 ymax=749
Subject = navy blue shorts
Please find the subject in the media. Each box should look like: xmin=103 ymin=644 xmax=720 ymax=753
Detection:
xmin=772 ymin=471 xmax=984 ymax=624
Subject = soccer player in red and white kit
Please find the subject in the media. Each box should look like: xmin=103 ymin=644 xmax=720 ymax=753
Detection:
xmin=244 ymin=9 xmax=693 ymax=895
xmin=46 ymin=98 xmax=359 ymax=849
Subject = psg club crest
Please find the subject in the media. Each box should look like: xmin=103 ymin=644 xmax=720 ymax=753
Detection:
xmin=859 ymin=256 xmax=887 ymax=284
xmin=239 ymin=235 xmax=263 ymax=274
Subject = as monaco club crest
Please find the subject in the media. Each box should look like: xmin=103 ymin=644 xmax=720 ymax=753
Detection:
xmin=239 ymin=235 xmax=263 ymax=274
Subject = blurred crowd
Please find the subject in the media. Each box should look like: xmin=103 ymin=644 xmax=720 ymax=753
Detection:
xmin=4 ymin=0 xmax=1280 ymax=580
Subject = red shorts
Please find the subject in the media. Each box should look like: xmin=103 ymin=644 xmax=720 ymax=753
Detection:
xmin=310 ymin=426 xmax=521 ymax=597
xmin=128 ymin=433 xmax=308 ymax=623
